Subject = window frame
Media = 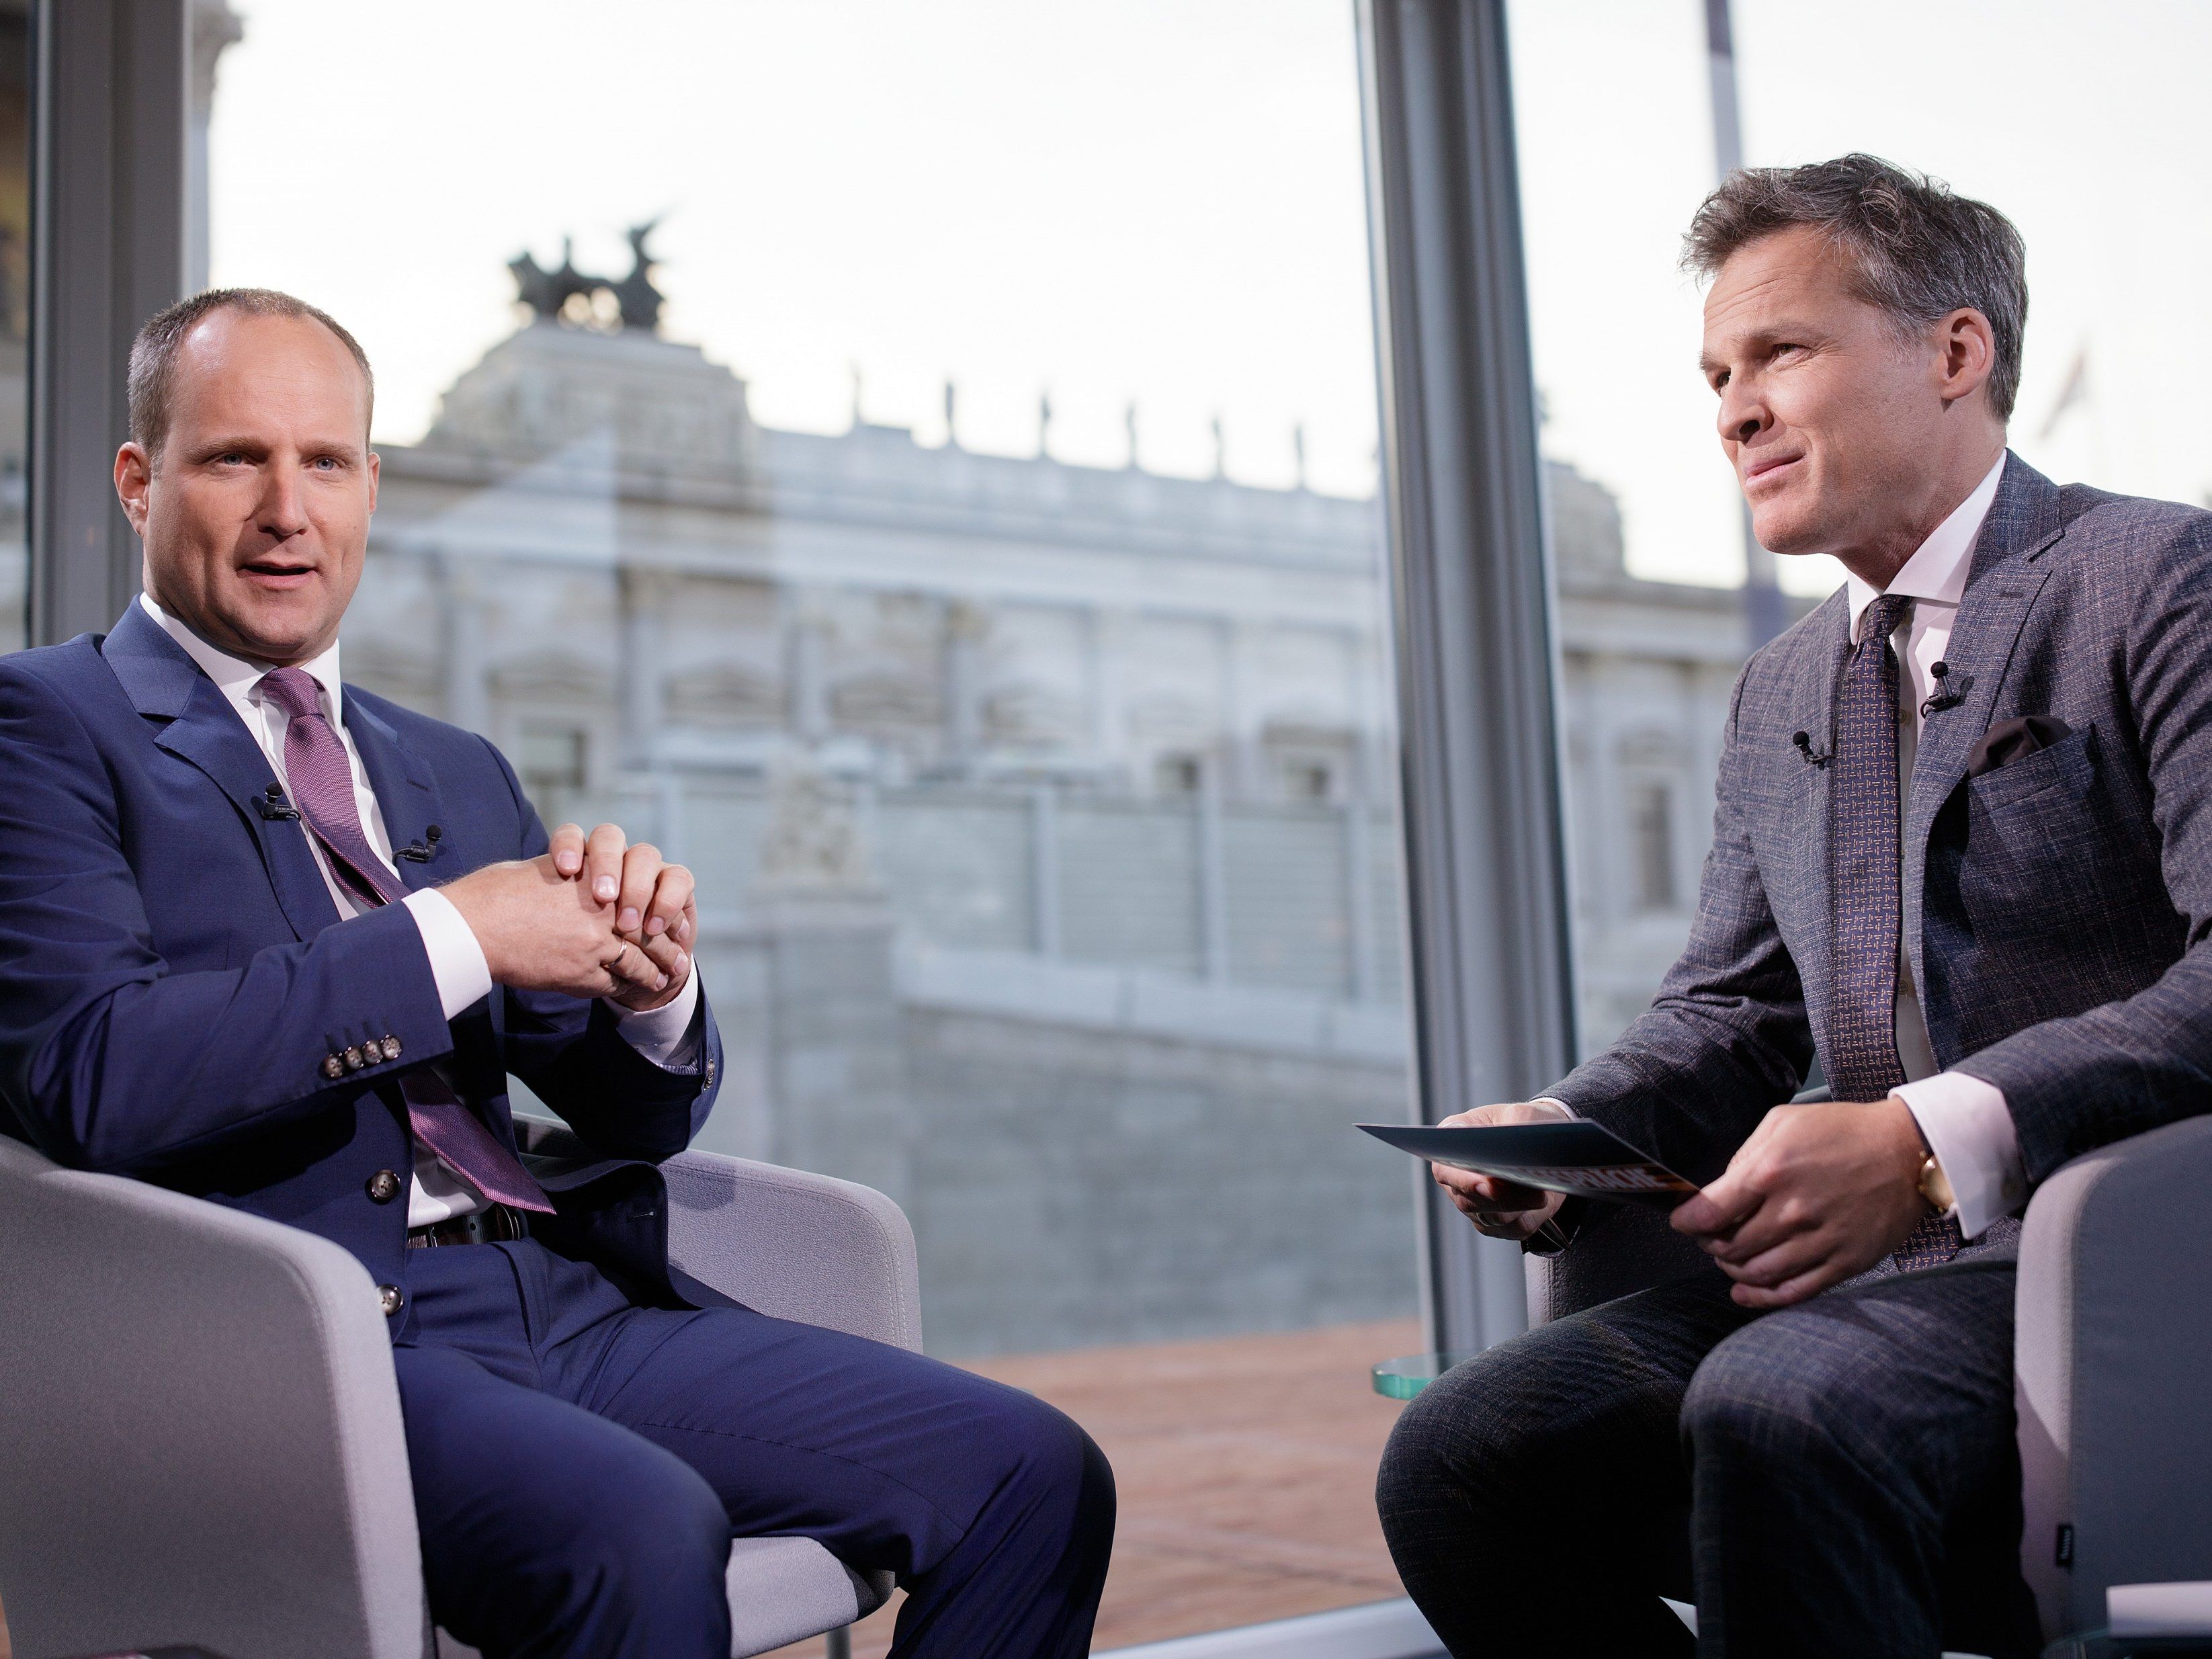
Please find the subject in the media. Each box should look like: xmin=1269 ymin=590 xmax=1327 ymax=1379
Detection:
xmin=1359 ymin=0 xmax=1577 ymax=1357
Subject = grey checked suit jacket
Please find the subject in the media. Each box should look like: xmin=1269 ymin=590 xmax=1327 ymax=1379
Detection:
xmin=1545 ymin=452 xmax=2212 ymax=1209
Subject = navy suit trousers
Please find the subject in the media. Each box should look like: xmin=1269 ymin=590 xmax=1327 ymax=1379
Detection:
xmin=1376 ymin=1263 xmax=2041 ymax=1659
xmin=394 ymin=1239 xmax=1115 ymax=1659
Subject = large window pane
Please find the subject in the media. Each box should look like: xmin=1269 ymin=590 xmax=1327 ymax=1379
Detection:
xmin=1507 ymin=1 xmax=2212 ymax=1060
xmin=208 ymin=3 xmax=1416 ymax=1646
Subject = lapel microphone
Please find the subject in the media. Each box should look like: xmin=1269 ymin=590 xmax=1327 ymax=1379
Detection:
xmin=1920 ymin=661 xmax=1967 ymax=716
xmin=255 ymin=783 xmax=302 ymax=821
xmin=397 ymin=825 xmax=444 ymax=863
xmin=1792 ymin=730 xmax=1832 ymax=769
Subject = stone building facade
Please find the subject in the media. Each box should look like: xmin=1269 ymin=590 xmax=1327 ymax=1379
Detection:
xmin=331 ymin=307 xmax=1800 ymax=1355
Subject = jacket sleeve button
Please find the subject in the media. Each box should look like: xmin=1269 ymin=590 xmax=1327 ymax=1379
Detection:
xmin=377 ymin=1283 xmax=405 ymax=1317
xmin=343 ymin=1045 xmax=366 ymax=1071
xmin=366 ymin=1169 xmax=402 ymax=1204
xmin=382 ymin=1034 xmax=402 ymax=1060
xmin=322 ymin=1054 xmax=345 ymax=1080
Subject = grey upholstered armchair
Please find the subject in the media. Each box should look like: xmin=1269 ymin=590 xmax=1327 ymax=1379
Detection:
xmin=0 ymin=1120 xmax=920 ymax=1659
xmin=1525 ymin=1107 xmax=2212 ymax=1652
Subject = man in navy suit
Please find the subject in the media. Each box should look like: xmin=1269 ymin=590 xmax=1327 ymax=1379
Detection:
xmin=0 ymin=288 xmax=1113 ymax=1658
xmin=1379 ymin=157 xmax=2212 ymax=1656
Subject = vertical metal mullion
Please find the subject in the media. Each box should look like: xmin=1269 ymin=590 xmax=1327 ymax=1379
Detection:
xmin=28 ymin=0 xmax=189 ymax=647
xmin=1359 ymin=0 xmax=1576 ymax=1355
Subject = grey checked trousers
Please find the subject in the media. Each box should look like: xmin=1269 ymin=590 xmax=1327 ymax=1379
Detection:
xmin=1375 ymin=1261 xmax=2041 ymax=1658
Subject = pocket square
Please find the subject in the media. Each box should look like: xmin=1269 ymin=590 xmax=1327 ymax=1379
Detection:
xmin=1965 ymin=714 xmax=2073 ymax=778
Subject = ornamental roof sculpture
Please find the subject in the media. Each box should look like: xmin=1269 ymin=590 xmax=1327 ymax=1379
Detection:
xmin=507 ymin=218 xmax=665 ymax=333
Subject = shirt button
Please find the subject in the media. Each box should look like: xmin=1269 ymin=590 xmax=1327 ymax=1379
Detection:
xmin=366 ymin=1169 xmax=402 ymax=1204
xmin=322 ymin=1054 xmax=345 ymax=1080
xmin=377 ymin=1283 xmax=405 ymax=1317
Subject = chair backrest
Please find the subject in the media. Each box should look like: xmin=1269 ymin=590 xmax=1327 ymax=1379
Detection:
xmin=2015 ymin=1114 xmax=2212 ymax=1641
xmin=0 ymin=1136 xmax=425 ymax=1659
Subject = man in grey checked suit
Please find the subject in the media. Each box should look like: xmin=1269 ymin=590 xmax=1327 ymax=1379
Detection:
xmin=1376 ymin=154 xmax=2212 ymax=1658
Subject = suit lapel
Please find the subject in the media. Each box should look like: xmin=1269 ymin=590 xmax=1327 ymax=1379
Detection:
xmin=1901 ymin=454 xmax=2064 ymax=1005
xmin=344 ymin=693 xmax=456 ymax=895
xmin=1773 ymin=592 xmax=1853 ymax=1029
xmin=102 ymin=603 xmax=342 ymax=941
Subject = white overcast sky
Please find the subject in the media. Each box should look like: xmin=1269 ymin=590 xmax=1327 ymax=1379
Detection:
xmin=212 ymin=1 xmax=2212 ymax=593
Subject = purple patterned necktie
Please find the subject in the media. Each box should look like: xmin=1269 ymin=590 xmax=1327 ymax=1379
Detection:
xmin=259 ymin=667 xmax=553 ymax=1216
xmin=1827 ymin=596 xmax=1959 ymax=1271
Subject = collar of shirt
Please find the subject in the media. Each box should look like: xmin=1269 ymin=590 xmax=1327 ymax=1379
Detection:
xmin=1842 ymin=450 xmax=2008 ymax=646
xmin=138 ymin=591 xmax=346 ymax=732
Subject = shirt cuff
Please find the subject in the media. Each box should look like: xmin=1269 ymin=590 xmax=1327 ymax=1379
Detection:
xmin=608 ymin=969 xmax=702 ymax=1071
xmin=1894 ymin=1071 xmax=2027 ymax=1240
xmin=402 ymin=888 xmax=494 ymax=1021
xmin=1531 ymin=1097 xmax=1576 ymax=1119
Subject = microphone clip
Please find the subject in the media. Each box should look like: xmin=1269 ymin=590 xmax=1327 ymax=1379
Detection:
xmin=255 ymin=784 xmax=302 ymax=821
xmin=1791 ymin=730 xmax=1831 ymax=769
xmin=396 ymin=824 xmax=444 ymax=863
xmin=1920 ymin=660 xmax=1969 ymax=716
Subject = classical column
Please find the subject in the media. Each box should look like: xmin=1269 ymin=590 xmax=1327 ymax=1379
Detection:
xmin=1218 ymin=618 xmax=1258 ymax=798
xmin=941 ymin=599 xmax=986 ymax=771
xmin=433 ymin=551 xmax=490 ymax=736
xmin=1084 ymin=607 xmax=1130 ymax=783
xmin=1197 ymin=755 xmax=1230 ymax=983
xmin=618 ymin=566 xmax=670 ymax=763
xmin=785 ymin=594 xmax=832 ymax=746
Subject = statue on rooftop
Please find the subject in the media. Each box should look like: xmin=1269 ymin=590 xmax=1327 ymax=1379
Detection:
xmin=611 ymin=218 xmax=665 ymax=333
xmin=507 ymin=222 xmax=666 ymax=334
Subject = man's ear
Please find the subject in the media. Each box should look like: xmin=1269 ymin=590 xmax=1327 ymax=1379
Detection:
xmin=1935 ymin=308 xmax=1997 ymax=407
xmin=114 ymin=441 xmax=153 ymax=538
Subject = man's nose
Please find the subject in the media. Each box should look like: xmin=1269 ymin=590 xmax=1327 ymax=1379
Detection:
xmin=1715 ymin=379 xmax=1767 ymax=447
xmin=257 ymin=467 xmax=309 ymax=539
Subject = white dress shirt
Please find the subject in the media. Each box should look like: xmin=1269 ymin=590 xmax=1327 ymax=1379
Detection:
xmin=139 ymin=593 xmax=701 ymax=1226
xmin=1841 ymin=451 xmax=2025 ymax=1240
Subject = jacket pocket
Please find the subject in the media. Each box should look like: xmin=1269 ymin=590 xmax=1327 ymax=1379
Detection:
xmin=1963 ymin=721 xmax=2094 ymax=813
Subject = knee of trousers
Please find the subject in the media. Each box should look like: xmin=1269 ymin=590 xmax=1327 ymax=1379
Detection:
xmin=1680 ymin=1322 xmax=1868 ymax=1474
xmin=988 ymin=1388 xmax=1119 ymax=1541
xmin=516 ymin=1443 xmax=732 ymax=1616
xmin=1376 ymin=1349 xmax=1560 ymax=1534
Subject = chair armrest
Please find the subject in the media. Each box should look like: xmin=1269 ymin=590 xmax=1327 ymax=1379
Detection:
xmin=0 ymin=1136 xmax=425 ymax=1659
xmin=2016 ymin=1114 xmax=2212 ymax=1642
xmin=515 ymin=1118 xmax=923 ymax=1352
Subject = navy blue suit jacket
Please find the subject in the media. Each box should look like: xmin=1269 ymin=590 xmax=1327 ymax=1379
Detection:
xmin=0 ymin=602 xmax=727 ymax=1334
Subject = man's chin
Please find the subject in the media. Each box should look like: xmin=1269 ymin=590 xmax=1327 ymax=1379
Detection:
xmin=211 ymin=596 xmax=337 ymax=666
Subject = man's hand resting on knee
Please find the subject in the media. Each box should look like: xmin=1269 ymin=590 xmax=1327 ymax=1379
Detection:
xmin=439 ymin=822 xmax=697 ymax=1012
xmin=1671 ymin=1097 xmax=1930 ymax=1310
xmin=1429 ymin=1100 xmax=1572 ymax=1244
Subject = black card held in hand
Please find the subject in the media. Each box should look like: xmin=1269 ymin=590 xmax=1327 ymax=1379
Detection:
xmin=1357 ymin=1119 xmax=1699 ymax=1209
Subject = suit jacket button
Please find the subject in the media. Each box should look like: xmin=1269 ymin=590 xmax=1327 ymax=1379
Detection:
xmin=343 ymin=1045 xmax=366 ymax=1070
xmin=366 ymin=1169 xmax=402 ymax=1204
xmin=322 ymin=1054 xmax=345 ymax=1080
xmin=377 ymin=1283 xmax=405 ymax=1317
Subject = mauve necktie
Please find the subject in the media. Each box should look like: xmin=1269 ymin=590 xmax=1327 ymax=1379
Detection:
xmin=1826 ymin=595 xmax=1959 ymax=1271
xmin=258 ymin=667 xmax=554 ymax=1216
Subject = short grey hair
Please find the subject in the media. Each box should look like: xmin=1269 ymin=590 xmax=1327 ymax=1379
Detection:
xmin=1681 ymin=154 xmax=2027 ymax=421
xmin=128 ymin=287 xmax=376 ymax=464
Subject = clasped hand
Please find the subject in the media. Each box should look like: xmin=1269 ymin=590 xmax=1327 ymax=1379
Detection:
xmin=440 ymin=822 xmax=698 ymax=1013
xmin=1433 ymin=1096 xmax=1932 ymax=1309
